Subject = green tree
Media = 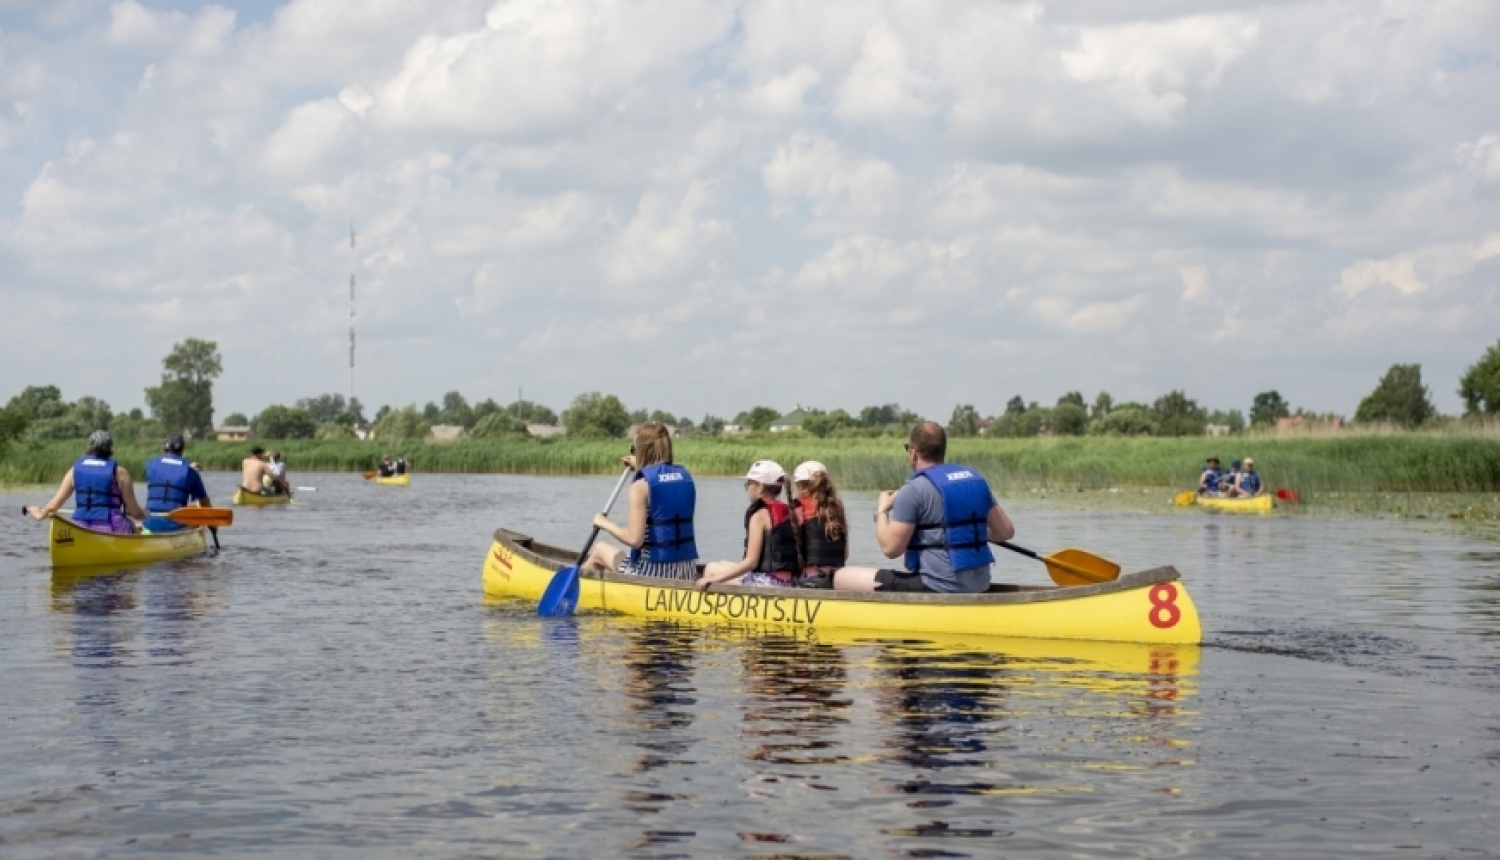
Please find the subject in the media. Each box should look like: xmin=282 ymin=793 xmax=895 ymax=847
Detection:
xmin=252 ymin=405 xmax=316 ymax=439
xmin=472 ymin=398 xmax=503 ymax=425
xmin=698 ymin=414 xmax=726 ymax=435
xmin=315 ymin=422 xmax=356 ymax=440
xmin=507 ymin=400 xmax=559 ymax=425
xmin=1092 ymin=391 xmax=1113 ymax=418
xmin=471 ymin=411 xmax=529 ymax=439
xmin=563 ymin=392 xmax=631 ymax=438
xmin=1355 ymin=363 xmax=1436 ymax=428
xmin=437 ymin=391 xmax=475 ymax=428
xmin=1206 ymin=408 xmax=1246 ymax=434
xmin=1052 ymin=402 xmax=1088 ymax=436
xmin=109 ymin=410 xmax=164 ymax=444
xmin=223 ymin=412 xmax=249 ymax=426
xmin=372 ymin=405 xmax=431 ymax=442
xmin=1153 ymin=390 xmax=1207 ymax=437
xmin=734 ymin=405 xmax=781 ymax=433
xmin=1250 ymin=391 xmax=1290 ymax=427
xmin=1088 ymin=405 xmax=1161 ymax=436
xmin=1459 ymin=338 xmax=1500 ymax=416
xmin=296 ymin=394 xmax=350 ymax=424
xmin=803 ymin=408 xmax=854 ymax=438
xmin=1004 ymin=396 xmax=1026 ymax=416
xmin=0 ymin=401 xmax=30 ymax=457
xmin=648 ymin=409 xmax=677 ymax=426
xmin=947 ymin=404 xmax=980 ymax=438
xmin=6 ymin=385 xmax=68 ymax=421
xmin=144 ymin=338 xmax=222 ymax=438
xmin=1057 ymin=391 xmax=1086 ymax=410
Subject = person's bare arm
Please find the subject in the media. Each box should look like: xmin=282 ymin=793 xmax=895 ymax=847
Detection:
xmin=593 ymin=480 xmax=647 ymax=548
xmin=986 ymin=503 xmax=1015 ymax=544
xmin=874 ymin=490 xmax=915 ymax=558
xmin=704 ymin=509 xmax=767 ymax=584
xmin=31 ymin=470 xmax=75 ymax=519
xmin=116 ymin=468 xmax=147 ymax=520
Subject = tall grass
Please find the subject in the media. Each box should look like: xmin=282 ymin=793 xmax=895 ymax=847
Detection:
xmin=5 ymin=434 xmax=1500 ymax=493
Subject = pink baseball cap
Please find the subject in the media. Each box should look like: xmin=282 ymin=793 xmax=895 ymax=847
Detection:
xmin=744 ymin=460 xmax=786 ymax=485
xmin=793 ymin=461 xmax=827 ymax=483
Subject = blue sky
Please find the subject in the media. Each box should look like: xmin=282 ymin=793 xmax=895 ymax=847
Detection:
xmin=1 ymin=0 xmax=1497 ymax=423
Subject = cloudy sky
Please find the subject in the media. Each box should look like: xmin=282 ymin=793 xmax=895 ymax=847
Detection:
xmin=1 ymin=0 xmax=1496 ymax=423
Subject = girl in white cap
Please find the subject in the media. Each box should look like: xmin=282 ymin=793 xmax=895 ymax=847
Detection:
xmin=697 ymin=460 xmax=802 ymax=590
xmin=791 ymin=461 xmax=847 ymax=586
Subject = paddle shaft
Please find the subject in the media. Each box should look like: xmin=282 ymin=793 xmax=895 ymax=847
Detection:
xmin=994 ymin=539 xmax=1115 ymax=584
xmin=24 ymin=506 xmax=231 ymax=527
xmin=573 ymin=465 xmax=636 ymax=567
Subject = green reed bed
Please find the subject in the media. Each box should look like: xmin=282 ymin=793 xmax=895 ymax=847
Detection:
xmin=5 ymin=434 xmax=1500 ymax=494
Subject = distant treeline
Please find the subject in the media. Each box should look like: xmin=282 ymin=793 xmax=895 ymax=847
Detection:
xmin=5 ymin=435 xmax=1500 ymax=494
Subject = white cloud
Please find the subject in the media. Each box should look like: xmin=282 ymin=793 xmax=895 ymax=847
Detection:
xmin=1337 ymin=233 xmax=1500 ymax=299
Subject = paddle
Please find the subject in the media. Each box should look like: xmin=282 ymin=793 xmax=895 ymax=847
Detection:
xmin=1275 ymin=487 xmax=1300 ymax=504
xmin=296 ymin=486 xmax=317 ymax=492
xmin=22 ymin=506 xmax=232 ymax=528
xmin=362 ymin=471 xmax=378 ymax=480
xmin=1174 ymin=490 xmax=1196 ymax=506
xmin=537 ymin=465 xmax=636 ymax=617
xmin=994 ymin=540 xmax=1121 ymax=586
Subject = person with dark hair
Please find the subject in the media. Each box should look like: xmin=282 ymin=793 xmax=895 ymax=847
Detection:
xmin=240 ymin=446 xmax=282 ymax=496
xmin=583 ymin=421 xmax=699 ymax=580
xmin=833 ymin=421 xmax=1015 ymax=594
xmin=29 ymin=430 xmax=147 ymax=534
xmin=394 ymin=455 xmax=408 ymax=476
xmin=142 ymin=434 xmax=211 ymax=532
xmin=1197 ymin=456 xmax=1223 ymax=496
xmin=697 ymin=460 xmax=801 ymax=590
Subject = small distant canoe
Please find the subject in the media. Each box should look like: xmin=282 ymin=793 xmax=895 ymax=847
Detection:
xmin=376 ymin=473 xmax=410 ymax=487
xmin=49 ymin=516 xmax=208 ymax=568
xmin=1195 ymin=493 xmax=1273 ymax=513
xmin=232 ymin=489 xmax=292 ymax=506
xmin=482 ymin=528 xmax=1201 ymax=645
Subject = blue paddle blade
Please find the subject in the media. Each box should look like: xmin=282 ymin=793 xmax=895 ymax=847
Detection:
xmin=537 ymin=565 xmax=581 ymax=617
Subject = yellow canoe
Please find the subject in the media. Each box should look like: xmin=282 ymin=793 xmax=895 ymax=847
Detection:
xmin=482 ymin=528 xmax=1202 ymax=645
xmin=48 ymin=516 xmax=208 ymax=568
xmin=1194 ymin=493 xmax=1273 ymax=513
xmin=232 ymin=489 xmax=292 ymax=506
xmin=375 ymin=473 xmax=410 ymax=487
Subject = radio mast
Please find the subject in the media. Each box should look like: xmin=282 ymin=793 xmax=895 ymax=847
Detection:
xmin=349 ymin=220 xmax=357 ymax=410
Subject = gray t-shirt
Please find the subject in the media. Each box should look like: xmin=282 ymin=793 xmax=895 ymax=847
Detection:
xmin=890 ymin=476 xmax=995 ymax=593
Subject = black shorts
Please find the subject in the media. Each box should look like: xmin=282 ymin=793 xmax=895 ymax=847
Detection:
xmin=874 ymin=569 xmax=933 ymax=593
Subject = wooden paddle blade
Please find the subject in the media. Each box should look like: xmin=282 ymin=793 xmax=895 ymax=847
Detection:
xmin=1042 ymin=548 xmax=1121 ymax=586
xmin=1174 ymin=491 xmax=1196 ymax=507
xmin=362 ymin=471 xmax=378 ymax=480
xmin=165 ymin=507 xmax=234 ymax=528
xmin=538 ymin=566 xmax=582 ymax=617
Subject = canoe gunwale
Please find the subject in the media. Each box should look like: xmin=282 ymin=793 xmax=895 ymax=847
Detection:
xmin=491 ymin=527 xmax=1180 ymax=607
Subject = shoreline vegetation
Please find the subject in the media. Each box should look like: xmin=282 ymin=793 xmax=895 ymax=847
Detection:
xmin=4 ymin=434 xmax=1499 ymax=494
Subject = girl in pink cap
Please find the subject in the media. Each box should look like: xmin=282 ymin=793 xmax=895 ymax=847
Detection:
xmin=696 ymin=460 xmax=802 ymax=590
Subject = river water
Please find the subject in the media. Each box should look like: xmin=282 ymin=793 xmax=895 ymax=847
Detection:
xmin=1 ymin=472 xmax=1496 ymax=858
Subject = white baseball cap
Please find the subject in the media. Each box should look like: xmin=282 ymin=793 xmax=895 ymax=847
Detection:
xmin=744 ymin=460 xmax=786 ymax=485
xmin=793 ymin=461 xmax=827 ymax=483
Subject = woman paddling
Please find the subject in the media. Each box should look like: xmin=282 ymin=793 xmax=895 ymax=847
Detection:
xmin=791 ymin=461 xmax=848 ymax=587
xmin=29 ymin=430 xmax=147 ymax=534
xmin=583 ymin=422 xmax=699 ymax=580
xmin=697 ymin=460 xmax=801 ymax=590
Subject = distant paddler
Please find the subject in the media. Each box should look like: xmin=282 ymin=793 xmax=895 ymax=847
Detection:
xmin=267 ymin=450 xmax=290 ymax=493
xmin=240 ymin=446 xmax=287 ymax=497
xmin=28 ymin=430 xmax=147 ymax=533
xmin=143 ymin=433 xmax=212 ymax=532
xmin=1227 ymin=457 xmax=1264 ymax=497
xmin=1197 ymin=456 xmax=1222 ymax=496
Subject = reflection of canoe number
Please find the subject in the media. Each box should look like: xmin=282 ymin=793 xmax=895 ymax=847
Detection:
xmin=644 ymin=587 xmax=823 ymax=624
xmin=54 ymin=525 xmax=74 ymax=546
xmin=1148 ymin=583 xmax=1181 ymax=629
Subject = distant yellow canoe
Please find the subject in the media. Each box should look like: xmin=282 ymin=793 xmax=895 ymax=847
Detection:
xmin=482 ymin=528 xmax=1201 ymax=645
xmin=49 ymin=516 xmax=208 ymax=568
xmin=232 ymin=489 xmax=292 ymax=506
xmin=1194 ymin=493 xmax=1273 ymax=513
xmin=376 ymin=473 xmax=410 ymax=487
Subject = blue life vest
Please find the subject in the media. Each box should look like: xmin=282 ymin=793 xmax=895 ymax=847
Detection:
xmin=1240 ymin=471 xmax=1262 ymax=494
xmin=1201 ymin=468 xmax=1221 ymax=493
xmin=629 ymin=464 xmax=697 ymax=565
xmin=903 ymin=463 xmax=996 ymax=573
xmin=146 ymin=456 xmax=194 ymax=513
xmin=73 ymin=456 xmax=123 ymax=523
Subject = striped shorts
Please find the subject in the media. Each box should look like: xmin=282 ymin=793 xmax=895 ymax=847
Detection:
xmin=618 ymin=557 xmax=698 ymax=581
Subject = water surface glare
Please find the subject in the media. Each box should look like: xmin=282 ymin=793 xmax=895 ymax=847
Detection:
xmin=2 ymin=473 xmax=1497 ymax=857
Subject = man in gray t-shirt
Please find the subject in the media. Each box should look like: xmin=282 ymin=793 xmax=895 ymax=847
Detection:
xmin=833 ymin=421 xmax=1015 ymax=594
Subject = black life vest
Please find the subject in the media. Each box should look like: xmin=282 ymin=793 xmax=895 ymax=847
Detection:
xmin=797 ymin=497 xmax=846 ymax=567
xmin=745 ymin=498 xmax=799 ymax=573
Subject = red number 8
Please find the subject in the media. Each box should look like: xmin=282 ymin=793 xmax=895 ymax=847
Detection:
xmin=1148 ymin=583 xmax=1180 ymax=629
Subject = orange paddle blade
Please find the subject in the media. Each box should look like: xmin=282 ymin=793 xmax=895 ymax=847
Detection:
xmin=1042 ymin=548 xmax=1121 ymax=587
xmin=362 ymin=470 xmax=378 ymax=480
xmin=1173 ymin=491 xmax=1196 ymax=507
xmin=164 ymin=507 xmax=233 ymax=527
